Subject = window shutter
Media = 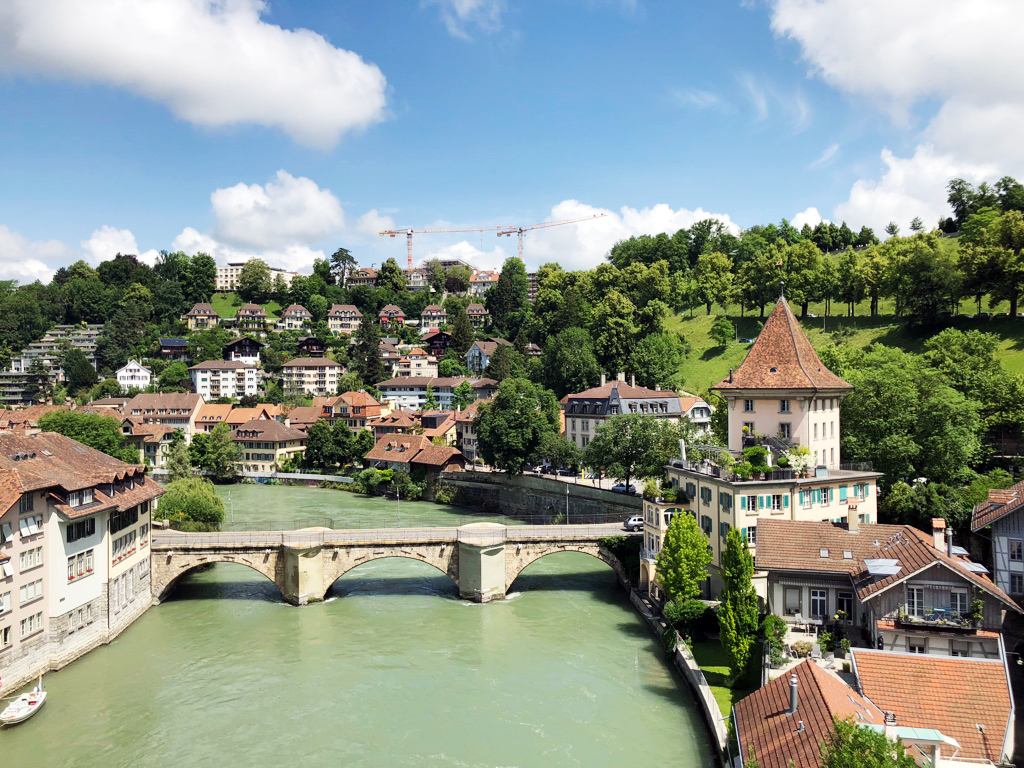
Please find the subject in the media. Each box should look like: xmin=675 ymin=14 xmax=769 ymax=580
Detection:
xmin=740 ymin=496 xmax=747 ymax=511
xmin=839 ymin=485 xmax=847 ymax=502
xmin=758 ymin=495 xmax=765 ymax=509
xmin=864 ymin=484 xmax=870 ymax=498
xmin=741 ymin=527 xmax=747 ymax=541
xmin=19 ymin=518 xmax=29 ymax=537
xmin=783 ymin=495 xmax=789 ymax=509
xmin=0 ymin=561 xmax=11 ymax=578
xmin=828 ymin=488 xmax=834 ymax=502
xmin=0 ymin=522 xmax=10 ymax=542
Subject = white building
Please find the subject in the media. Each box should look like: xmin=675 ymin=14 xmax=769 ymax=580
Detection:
xmin=280 ymin=357 xmax=344 ymax=397
xmin=189 ymin=361 xmax=261 ymax=400
xmin=215 ymin=263 xmax=299 ymax=292
xmin=115 ymin=360 xmax=151 ymax=392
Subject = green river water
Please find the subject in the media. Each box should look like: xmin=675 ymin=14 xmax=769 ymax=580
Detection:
xmin=1 ymin=485 xmax=714 ymax=767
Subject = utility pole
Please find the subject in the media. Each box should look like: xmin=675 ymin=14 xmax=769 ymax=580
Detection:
xmin=565 ymin=483 xmax=569 ymax=525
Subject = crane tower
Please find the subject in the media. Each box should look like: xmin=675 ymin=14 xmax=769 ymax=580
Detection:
xmin=496 ymin=213 xmax=608 ymax=261
xmin=379 ymin=225 xmax=509 ymax=270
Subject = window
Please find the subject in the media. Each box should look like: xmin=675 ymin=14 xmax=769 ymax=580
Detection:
xmin=19 ymin=578 xmax=43 ymax=605
xmin=0 ymin=625 xmax=9 ymax=648
xmin=784 ymin=587 xmax=801 ymax=615
xmin=18 ymin=494 xmax=33 ymax=513
xmin=771 ymin=494 xmax=782 ymax=511
xmin=66 ymin=518 xmax=96 ymax=543
xmin=779 ymin=399 xmax=791 ymax=413
xmin=779 ymin=423 xmax=791 ymax=439
xmin=907 ymin=586 xmax=924 ymax=617
xmin=67 ymin=549 xmax=95 ymax=582
xmin=744 ymin=495 xmax=757 ymax=515
xmin=837 ymin=592 xmax=853 ymax=619
xmin=950 ymin=590 xmax=968 ymax=618
xmin=1010 ymin=539 xmax=1023 ymax=562
xmin=18 ymin=515 xmax=42 ymax=537
xmin=110 ymin=506 xmax=139 ymax=535
xmin=0 ymin=590 xmax=10 ymax=614
xmin=720 ymin=522 xmax=731 ymax=540
xmin=907 ymin=638 xmax=926 ymax=654
xmin=743 ymin=399 xmax=754 ymax=412
xmin=700 ymin=515 xmax=713 ymax=536
xmin=0 ymin=522 xmax=10 ymax=545
xmin=1011 ymin=573 xmax=1024 ymax=594
xmin=720 ymin=493 xmax=732 ymax=512
xmin=112 ymin=530 xmax=137 ymax=561
xmin=813 ymin=423 xmax=818 ymax=440
xmin=810 ymin=589 xmax=827 ymax=619
xmin=950 ymin=641 xmax=971 ymax=657
xmin=19 ymin=547 xmax=42 ymax=572
xmin=20 ymin=611 xmax=42 ymax=639
xmin=745 ymin=526 xmax=756 ymax=545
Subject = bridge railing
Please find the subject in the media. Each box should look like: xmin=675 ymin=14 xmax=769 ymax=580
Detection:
xmin=172 ymin=513 xmax=635 ymax=533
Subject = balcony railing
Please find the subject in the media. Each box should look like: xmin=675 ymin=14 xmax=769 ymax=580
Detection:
xmin=640 ymin=548 xmax=657 ymax=564
xmin=890 ymin=604 xmax=977 ymax=631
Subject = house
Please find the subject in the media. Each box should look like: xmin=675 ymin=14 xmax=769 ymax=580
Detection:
xmin=348 ymin=267 xmax=377 ymax=287
xmin=454 ymin=399 xmax=488 ymax=463
xmin=123 ymin=393 xmax=204 ymax=438
xmin=466 ymin=303 xmax=489 ymax=328
xmin=732 ymin=659 xmax=884 ymax=768
xmin=215 ymin=262 xmax=296 ymax=292
xmin=189 ymin=360 xmax=261 ymax=400
xmin=115 ymin=360 xmax=151 ymax=391
xmin=182 ymin=303 xmax=219 ymax=331
xmin=0 ymin=432 xmax=162 ymax=695
xmin=421 ymin=331 xmax=452 ymax=360
xmin=223 ymin=337 xmax=264 ymax=366
xmin=465 ymin=338 xmax=512 ymax=374
xmin=406 ymin=267 xmax=430 ymax=291
xmin=851 ymin=648 xmax=1015 ymax=765
xmin=322 ymin=390 xmax=388 ymax=432
xmin=231 ymin=418 xmax=306 ymax=473
xmin=375 ymin=377 xmax=498 ymax=411
xmin=87 ymin=397 xmax=130 ymax=413
xmin=282 ymin=405 xmax=321 ymax=431
xmin=296 ymin=336 xmax=326 ymax=359
xmin=327 ymin=304 xmax=362 ymax=335
xmin=368 ymin=411 xmax=419 ymax=440
xmin=234 ymin=304 xmax=268 ymax=333
xmin=378 ymin=305 xmax=406 ymax=328
xmin=195 ymin=403 xmax=234 ymax=433
xmin=972 ymin=483 xmax=1024 ymax=600
xmin=278 ymin=304 xmax=312 ymax=331
xmin=380 ymin=342 xmax=401 ymax=375
xmin=159 ymin=338 xmax=190 ymax=361
xmin=564 ymin=375 xmax=709 ymax=451
xmin=280 ymin=357 xmax=344 ymax=397
xmin=225 ymin=405 xmax=282 ymax=429
xmin=121 ymin=422 xmax=177 ymax=469
xmin=420 ymin=305 xmax=447 ymax=329
xmin=679 ymin=394 xmax=713 ymax=431
xmin=756 ymin=517 xmax=1021 ymax=658
xmin=396 ymin=348 xmax=438 ymax=378
xmin=650 ymin=296 xmax=881 ymax=597
xmin=0 ymin=405 xmax=71 ymax=433
xmin=364 ymin=434 xmax=465 ymax=474
xmin=420 ymin=411 xmax=456 ymax=445
xmin=469 ymin=269 xmax=499 ymax=297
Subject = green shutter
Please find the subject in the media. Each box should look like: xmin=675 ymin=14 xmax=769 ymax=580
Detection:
xmin=783 ymin=495 xmax=789 ymax=508
xmin=741 ymin=527 xmax=747 ymax=541
xmin=828 ymin=488 xmax=834 ymax=502
xmin=740 ymin=495 xmax=746 ymax=511
xmin=839 ymin=485 xmax=847 ymax=502
xmin=758 ymin=495 xmax=765 ymax=509
xmin=864 ymin=484 xmax=870 ymax=498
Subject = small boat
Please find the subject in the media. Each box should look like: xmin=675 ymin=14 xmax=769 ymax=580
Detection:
xmin=1 ymin=677 xmax=46 ymax=725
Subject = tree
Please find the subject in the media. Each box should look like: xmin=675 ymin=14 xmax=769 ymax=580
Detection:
xmin=38 ymin=411 xmax=138 ymax=463
xmin=693 ymin=251 xmax=734 ymax=314
xmin=330 ymin=247 xmax=356 ymax=286
xmin=186 ymin=253 xmax=217 ymax=303
xmin=304 ymin=420 xmax=338 ymax=469
xmin=448 ymin=304 xmax=475 ymax=358
xmin=198 ymin=422 xmax=240 ymax=481
xmin=591 ymin=290 xmax=639 ymax=373
xmin=188 ymin=326 xmax=233 ymax=364
xmin=452 ymin=380 xmax=476 ymax=410
xmin=909 ymin=216 xmax=924 ymax=232
xmin=627 ymin=332 xmax=687 ymax=390
xmin=486 ymin=258 xmax=530 ymax=334
xmin=533 ymin=432 xmax=582 ymax=471
xmin=352 ymin=318 xmax=388 ymax=386
xmin=709 ymin=316 xmax=734 ymax=348
xmin=584 ymin=414 xmax=685 ymax=490
xmin=820 ymin=718 xmax=917 ymax=768
xmin=884 ymin=221 xmax=900 ymax=237
xmin=307 ymin=294 xmax=329 ymax=324
xmin=474 ymin=378 xmax=560 ymax=474
xmin=423 ymin=383 xmax=438 ymax=410
xmin=541 ymin=327 xmax=601 ymax=397
xmin=718 ymin=528 xmax=759 ymax=680
xmin=484 ymin=344 xmax=528 ymax=381
xmin=166 ymin=436 xmax=193 ymax=481
xmin=158 ymin=477 xmax=226 ymax=532
xmin=445 ymin=264 xmax=472 ymax=294
xmin=237 ymin=259 xmax=272 ymax=303
xmin=654 ymin=512 xmax=711 ymax=602
xmin=426 ymin=259 xmax=447 ymax=294
xmin=377 ymin=257 xmax=407 ymax=293
xmin=888 ymin=235 xmax=960 ymax=322
xmin=64 ymin=347 xmax=98 ymax=392
xmin=439 ymin=358 xmax=470 ymax=378
xmin=158 ymin=362 xmax=192 ymax=392
xmin=312 ymin=257 xmax=334 ymax=286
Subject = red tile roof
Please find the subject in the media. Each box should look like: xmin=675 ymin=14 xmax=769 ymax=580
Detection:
xmin=364 ymin=434 xmax=432 ymax=462
xmin=411 ymin=444 xmax=464 ymax=468
xmin=231 ymin=418 xmax=307 ymax=442
xmin=851 ymin=649 xmax=1013 ymax=763
xmin=972 ymin=479 xmax=1024 ymax=530
xmin=734 ymin=659 xmax=883 ymax=768
xmin=713 ymin=298 xmax=851 ymax=392
xmin=755 ymin=520 xmax=907 ymax=575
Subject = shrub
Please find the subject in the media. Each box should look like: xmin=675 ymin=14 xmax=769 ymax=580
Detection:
xmin=761 ymin=614 xmax=787 ymax=642
xmin=434 ymin=483 xmax=457 ymax=504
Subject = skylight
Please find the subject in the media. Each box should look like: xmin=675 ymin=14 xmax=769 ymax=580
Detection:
xmin=864 ymin=558 xmax=902 ymax=576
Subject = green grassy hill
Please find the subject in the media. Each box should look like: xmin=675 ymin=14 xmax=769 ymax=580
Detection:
xmin=669 ymin=302 xmax=1024 ymax=394
xmin=211 ymin=292 xmax=283 ymax=319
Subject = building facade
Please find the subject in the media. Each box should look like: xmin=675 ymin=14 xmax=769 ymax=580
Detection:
xmin=123 ymin=393 xmax=204 ymax=438
xmin=115 ymin=360 xmax=151 ymax=391
xmin=327 ymin=304 xmax=362 ymax=335
xmin=280 ymin=357 xmax=343 ymax=397
xmin=277 ymin=304 xmax=312 ymax=331
xmin=376 ymin=377 xmax=498 ymax=411
xmin=972 ymin=484 xmax=1024 ymax=600
xmin=182 ymin=303 xmax=219 ymax=331
xmin=235 ymin=304 xmax=268 ymax=334
xmin=223 ymin=337 xmax=264 ymax=366
xmin=232 ymin=419 xmax=306 ymax=473
xmin=189 ymin=361 xmax=261 ymax=400
xmin=216 ymin=263 xmax=297 ymax=292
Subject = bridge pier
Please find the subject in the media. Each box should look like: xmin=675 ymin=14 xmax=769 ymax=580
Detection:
xmin=457 ymin=523 xmax=507 ymax=603
xmin=280 ymin=544 xmax=325 ymax=606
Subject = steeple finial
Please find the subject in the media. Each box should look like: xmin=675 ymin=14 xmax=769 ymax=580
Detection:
xmin=779 ymin=279 xmax=786 ymax=299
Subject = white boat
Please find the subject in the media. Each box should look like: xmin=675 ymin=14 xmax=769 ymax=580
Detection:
xmin=0 ymin=678 xmax=46 ymax=725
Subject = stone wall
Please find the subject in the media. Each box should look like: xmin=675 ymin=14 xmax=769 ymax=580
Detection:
xmin=442 ymin=472 xmax=641 ymax=524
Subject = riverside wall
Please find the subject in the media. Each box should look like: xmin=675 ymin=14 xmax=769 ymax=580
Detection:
xmin=440 ymin=472 xmax=641 ymax=524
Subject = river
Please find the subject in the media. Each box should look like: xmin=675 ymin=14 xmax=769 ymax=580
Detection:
xmin=1 ymin=485 xmax=714 ymax=767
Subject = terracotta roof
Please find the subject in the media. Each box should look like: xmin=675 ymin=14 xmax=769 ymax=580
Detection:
xmin=196 ymin=404 xmax=233 ymax=423
xmin=713 ymin=298 xmax=852 ymax=392
xmin=282 ymin=357 xmax=343 ymax=368
xmin=369 ymin=412 xmax=419 ymax=430
xmin=467 ymin=303 xmax=487 ymax=313
xmin=852 ymin=649 xmax=1013 ymax=763
xmin=188 ymin=359 xmax=253 ymax=371
xmin=184 ymin=302 xmax=216 ymax=316
xmin=364 ymin=434 xmax=432 ymax=462
xmin=422 ymin=305 xmax=445 ymax=313
xmin=281 ymin=303 xmax=311 ymax=316
xmin=340 ymin=391 xmax=380 ymax=408
xmin=411 ymin=445 xmax=464 ymax=467
xmin=236 ymin=303 xmax=267 ymax=316
xmin=128 ymin=423 xmax=177 ymax=443
xmin=352 ymin=267 xmax=377 ymax=277
xmin=972 ymin=480 xmax=1024 ymax=530
xmin=755 ymin=520 xmax=907 ymax=576
xmin=328 ymin=304 xmax=362 ymax=317
xmin=0 ymin=404 xmax=71 ymax=428
xmin=734 ymin=659 xmax=883 ymax=768
xmin=285 ymin=406 xmax=321 ymax=429
xmin=89 ymin=397 xmax=131 ymax=407
xmin=125 ymin=393 xmax=203 ymax=413
xmin=379 ymin=304 xmax=405 ymax=316
xmin=225 ymin=407 xmax=278 ymax=425
xmin=422 ymin=414 xmax=455 ymax=437
xmin=455 ymin=398 xmax=490 ymax=422
xmin=224 ymin=337 xmax=265 ymax=348
xmin=231 ymin=418 xmax=307 ymax=443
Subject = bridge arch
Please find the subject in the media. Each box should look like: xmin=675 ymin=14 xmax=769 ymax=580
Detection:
xmin=505 ymin=543 xmax=629 ymax=593
xmin=152 ymin=550 xmax=284 ymax=603
xmin=316 ymin=545 xmax=460 ymax=602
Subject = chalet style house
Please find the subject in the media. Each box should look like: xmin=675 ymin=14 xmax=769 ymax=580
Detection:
xmin=646 ymin=296 xmax=881 ymax=595
xmin=327 ymin=304 xmax=362 ymax=335
xmin=378 ymin=305 xmax=406 ymax=328
xmin=277 ymin=304 xmax=312 ymax=331
xmin=420 ymin=305 xmax=447 ymax=329
xmin=235 ymin=304 xmax=268 ymax=333
xmin=223 ymin=337 xmax=264 ymax=366
xmin=466 ymin=303 xmax=489 ymax=328
xmin=182 ymin=303 xmax=219 ymax=331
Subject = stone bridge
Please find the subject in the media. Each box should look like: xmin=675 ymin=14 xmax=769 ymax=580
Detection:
xmin=151 ymin=522 xmax=636 ymax=605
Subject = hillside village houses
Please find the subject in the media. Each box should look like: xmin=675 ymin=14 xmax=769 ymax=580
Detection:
xmin=327 ymin=304 xmax=362 ymax=335
xmin=643 ymin=296 xmax=882 ymax=597
xmin=235 ymin=303 xmax=268 ymax=334
xmin=347 ymin=267 xmax=377 ymax=286
xmin=123 ymin=393 xmax=204 ymax=439
xmin=277 ymin=304 xmax=312 ymax=331
xmin=115 ymin=360 xmax=151 ymax=392
xmin=280 ymin=357 xmax=343 ymax=397
xmin=0 ymin=324 xmax=104 ymax=407
xmin=466 ymin=338 xmax=511 ymax=374
xmin=182 ymin=303 xmax=219 ymax=331
xmin=420 ymin=305 xmax=446 ymax=329
xmin=215 ymin=262 xmax=296 ymax=292
xmin=469 ymin=269 xmax=498 ymax=297
xmin=378 ymin=304 xmax=406 ymax=328
xmin=396 ymin=348 xmax=438 ymax=378
xmin=376 ymin=377 xmax=498 ymax=411
xmin=223 ymin=337 xmax=264 ymax=366
xmin=972 ymin=483 xmax=1024 ymax=601
xmin=466 ymin=303 xmax=489 ymax=328
xmin=0 ymin=432 xmax=162 ymax=694
xmin=189 ymin=360 xmax=261 ymax=400
xmin=231 ymin=419 xmax=306 ymax=474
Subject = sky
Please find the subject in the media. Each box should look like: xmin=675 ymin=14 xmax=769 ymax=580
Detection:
xmin=0 ymin=0 xmax=1021 ymax=283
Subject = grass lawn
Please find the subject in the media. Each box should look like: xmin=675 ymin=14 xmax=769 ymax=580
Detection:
xmin=211 ymin=292 xmax=283 ymax=319
xmin=689 ymin=639 xmax=757 ymax=717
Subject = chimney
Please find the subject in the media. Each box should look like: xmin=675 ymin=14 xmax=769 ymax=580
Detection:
xmin=946 ymin=527 xmax=953 ymax=558
xmin=728 ymin=368 xmax=734 ymax=384
xmin=630 ymin=374 xmax=635 ymax=387
xmin=883 ymin=712 xmax=898 ymax=741
xmin=788 ymin=674 xmax=798 ymax=714
xmin=847 ymin=506 xmax=859 ymax=532
xmin=617 ymin=372 xmax=626 ymax=383
xmin=931 ymin=518 xmax=946 ymax=551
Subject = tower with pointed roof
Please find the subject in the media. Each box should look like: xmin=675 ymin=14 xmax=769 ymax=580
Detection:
xmin=713 ymin=296 xmax=852 ymax=468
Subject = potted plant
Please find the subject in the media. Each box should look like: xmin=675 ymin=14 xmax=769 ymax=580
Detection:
xmin=769 ymin=644 xmax=786 ymax=668
xmin=717 ymin=449 xmax=736 ymax=469
xmin=643 ymin=478 xmax=661 ymax=501
xmin=733 ymin=461 xmax=753 ymax=481
xmin=786 ymin=445 xmax=812 ymax=477
xmin=838 ymin=638 xmax=851 ymax=659
xmin=970 ymin=595 xmax=984 ymax=627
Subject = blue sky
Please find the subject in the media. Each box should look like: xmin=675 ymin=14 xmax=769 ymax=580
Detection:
xmin=0 ymin=0 xmax=1019 ymax=281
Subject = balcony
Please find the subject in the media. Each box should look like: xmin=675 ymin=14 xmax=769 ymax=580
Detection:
xmin=890 ymin=604 xmax=977 ymax=632
xmin=640 ymin=548 xmax=657 ymax=564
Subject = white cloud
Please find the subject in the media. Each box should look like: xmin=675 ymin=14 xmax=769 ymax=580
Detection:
xmin=421 ymin=240 xmax=511 ymax=271
xmin=0 ymin=226 xmax=65 ymax=283
xmin=171 ymin=226 xmax=327 ymax=274
xmin=355 ymin=209 xmax=397 ymax=237
xmin=211 ymin=170 xmax=345 ymax=250
xmin=810 ymin=143 xmax=839 ymax=169
xmin=769 ymin=0 xmax=1024 ymax=230
xmin=738 ymin=72 xmax=811 ymax=130
xmin=670 ymin=87 xmax=722 ymax=110
xmin=425 ymin=0 xmax=505 ymax=40
xmin=80 ymin=225 xmax=160 ymax=267
xmin=0 ymin=0 xmax=387 ymax=148
xmin=791 ymin=207 xmax=825 ymax=229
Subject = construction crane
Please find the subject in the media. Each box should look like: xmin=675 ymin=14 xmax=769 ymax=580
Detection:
xmin=379 ymin=225 xmax=510 ymax=270
xmin=496 ymin=213 xmax=608 ymax=261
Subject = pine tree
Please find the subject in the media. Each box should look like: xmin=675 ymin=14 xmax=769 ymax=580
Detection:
xmin=352 ymin=315 xmax=388 ymax=385
xmin=449 ymin=304 xmax=475 ymax=358
xmin=485 ymin=258 xmax=529 ymax=334
xmin=654 ymin=511 xmax=711 ymax=602
xmin=718 ymin=527 xmax=759 ymax=680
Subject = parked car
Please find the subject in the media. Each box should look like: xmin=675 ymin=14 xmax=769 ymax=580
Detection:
xmin=738 ymin=337 xmax=755 ymax=344
xmin=624 ymin=515 xmax=644 ymax=532
xmin=611 ymin=483 xmax=637 ymax=494
xmin=555 ymin=467 xmax=575 ymax=476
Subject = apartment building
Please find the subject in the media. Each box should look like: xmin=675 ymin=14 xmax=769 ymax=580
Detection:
xmin=378 ymin=305 xmax=406 ymax=328
xmin=123 ymin=393 xmax=204 ymax=439
xmin=469 ymin=269 xmax=499 ymax=297
xmin=396 ymin=348 xmax=438 ymax=378
xmin=327 ymin=304 xmax=362 ymax=335
xmin=376 ymin=377 xmax=498 ymax=411
xmin=420 ymin=305 xmax=447 ymax=329
xmin=280 ymin=357 xmax=344 ymax=397
xmin=215 ymin=262 xmax=297 ymax=292
xmin=0 ymin=432 xmax=162 ymax=695
xmin=348 ymin=267 xmax=377 ymax=287
xmin=189 ymin=361 xmax=261 ymax=400
xmin=232 ymin=419 xmax=306 ymax=473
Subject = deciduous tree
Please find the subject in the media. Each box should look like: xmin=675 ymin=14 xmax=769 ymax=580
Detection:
xmin=159 ymin=477 xmax=226 ymax=532
xmin=819 ymin=718 xmax=917 ymax=768
xmin=655 ymin=512 xmax=711 ymax=602
xmin=718 ymin=528 xmax=759 ymax=680
xmin=474 ymin=378 xmax=560 ymax=474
